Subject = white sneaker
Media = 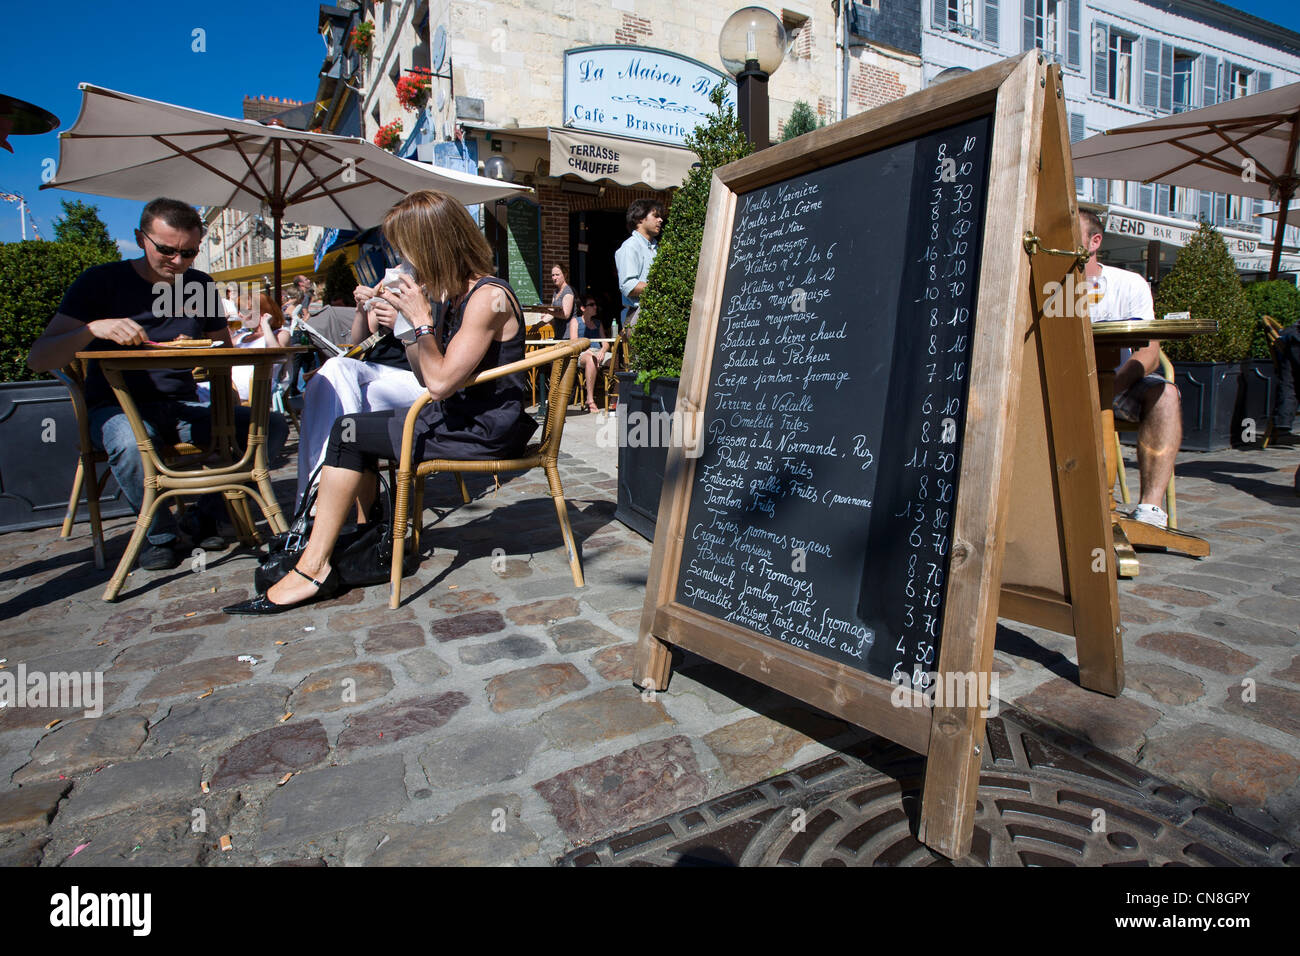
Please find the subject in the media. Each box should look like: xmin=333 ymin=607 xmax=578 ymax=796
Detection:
xmin=1130 ymin=504 xmax=1168 ymax=528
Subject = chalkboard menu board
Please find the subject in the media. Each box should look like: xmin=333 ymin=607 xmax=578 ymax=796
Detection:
xmin=506 ymin=199 xmax=543 ymax=306
xmin=673 ymin=116 xmax=992 ymax=690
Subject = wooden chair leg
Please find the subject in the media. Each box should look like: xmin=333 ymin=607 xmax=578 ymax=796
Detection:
xmin=1166 ymin=470 xmax=1178 ymax=531
xmin=413 ymin=475 xmax=426 ymax=556
xmin=1114 ymin=431 xmax=1131 ymax=506
xmin=87 ymin=476 xmax=106 ymax=571
xmin=545 ymin=464 xmax=584 ymax=587
xmin=455 ymin=475 xmax=470 ymax=504
xmin=62 ymin=458 xmax=86 ymax=538
xmin=103 ymin=487 xmax=171 ymax=601
xmin=390 ymin=469 xmax=413 ymax=609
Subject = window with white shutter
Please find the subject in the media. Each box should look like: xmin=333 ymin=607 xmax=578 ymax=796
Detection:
xmin=1202 ymin=55 xmax=1219 ymax=106
xmin=985 ymin=0 xmax=1000 ymax=47
xmin=1070 ymin=112 xmax=1085 ymax=195
xmin=1092 ymin=21 xmax=1109 ymax=96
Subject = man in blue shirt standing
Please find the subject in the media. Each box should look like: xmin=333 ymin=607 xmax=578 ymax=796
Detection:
xmin=28 ymin=197 xmax=287 ymax=570
xmin=614 ymin=198 xmax=664 ymax=328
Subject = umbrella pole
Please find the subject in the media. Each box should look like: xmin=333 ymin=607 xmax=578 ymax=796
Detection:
xmin=1269 ymin=183 xmax=1294 ymax=280
xmin=272 ymin=140 xmax=283 ymax=295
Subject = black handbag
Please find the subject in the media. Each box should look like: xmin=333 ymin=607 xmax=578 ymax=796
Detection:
xmin=254 ymin=467 xmax=416 ymax=594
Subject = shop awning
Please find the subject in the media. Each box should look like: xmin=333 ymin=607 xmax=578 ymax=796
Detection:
xmin=548 ymin=127 xmax=697 ymax=189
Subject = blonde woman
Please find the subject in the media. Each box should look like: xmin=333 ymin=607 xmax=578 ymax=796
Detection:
xmin=227 ymin=190 xmax=537 ymax=613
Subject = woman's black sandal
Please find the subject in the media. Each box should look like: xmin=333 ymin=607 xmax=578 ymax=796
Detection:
xmin=223 ymin=566 xmax=341 ymax=615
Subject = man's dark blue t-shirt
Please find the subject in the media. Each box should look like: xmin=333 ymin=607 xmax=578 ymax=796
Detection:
xmin=56 ymin=260 xmax=227 ymax=409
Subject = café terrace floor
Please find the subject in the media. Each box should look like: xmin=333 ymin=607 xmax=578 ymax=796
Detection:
xmin=0 ymin=410 xmax=1297 ymax=866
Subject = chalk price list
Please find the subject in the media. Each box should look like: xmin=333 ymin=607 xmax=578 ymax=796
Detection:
xmin=887 ymin=132 xmax=982 ymax=691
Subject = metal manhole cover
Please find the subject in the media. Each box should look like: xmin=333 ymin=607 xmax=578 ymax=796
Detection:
xmin=559 ymin=706 xmax=1296 ymax=867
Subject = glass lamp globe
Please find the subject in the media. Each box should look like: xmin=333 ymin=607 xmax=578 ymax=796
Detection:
xmin=718 ymin=7 xmax=786 ymax=77
xmin=483 ymin=153 xmax=516 ymax=182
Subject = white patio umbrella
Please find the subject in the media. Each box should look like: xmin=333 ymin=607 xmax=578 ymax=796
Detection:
xmin=1072 ymin=82 xmax=1300 ymax=278
xmin=42 ymin=84 xmax=528 ymax=289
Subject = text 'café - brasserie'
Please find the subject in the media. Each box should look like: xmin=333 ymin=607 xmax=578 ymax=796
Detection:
xmin=454 ymin=46 xmax=733 ymax=316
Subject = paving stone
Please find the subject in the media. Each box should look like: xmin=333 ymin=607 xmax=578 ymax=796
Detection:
xmin=0 ymin=780 xmax=72 ymax=832
xmin=703 ymin=708 xmax=852 ymax=786
xmin=273 ymin=634 xmax=356 ymax=674
xmin=0 ymin=677 xmax=126 ymax=732
xmin=1125 ymin=663 xmax=1205 ymax=706
xmin=534 ymin=735 xmax=707 ymax=841
xmin=100 ymin=607 xmax=155 ymax=644
xmin=506 ymin=597 xmax=581 ymax=626
xmin=430 ymin=610 xmax=506 ymax=642
xmin=315 ymin=588 xmax=365 ymax=609
xmin=486 ymin=662 xmax=589 ymax=713
xmin=151 ymin=611 xmax=229 ymax=633
xmin=458 ymin=635 xmax=546 ymax=665
xmin=257 ymin=755 xmax=408 ymax=850
xmin=1136 ymin=631 xmax=1260 ymax=675
xmin=991 ymin=654 xmax=1016 ymax=675
xmin=328 ymin=605 xmax=412 ymax=633
xmin=1188 ymin=563 xmax=1282 ymax=584
xmin=159 ymin=589 xmax=247 ymax=620
xmin=1141 ymin=724 xmax=1300 ymax=807
xmin=538 ymin=686 xmax=673 ymax=750
xmin=1273 ymin=656 xmax=1300 ymax=685
xmin=59 ymin=755 xmax=202 ymax=825
xmin=1013 ymin=678 xmax=1161 ymax=762
xmin=337 ymin=692 xmax=470 ymax=751
xmin=210 ymin=721 xmax=330 ymax=789
xmin=61 ymin=804 xmax=204 ymax=867
xmin=1129 ymin=583 xmax=1216 ymax=608
xmin=0 ymin=836 xmax=48 ymax=866
xmin=419 ymin=727 xmax=545 ymax=789
xmin=366 ymin=794 xmax=539 ymax=866
xmin=109 ymin=634 xmax=204 ymax=673
xmin=139 ymin=656 xmax=254 ymax=700
xmin=1162 ymin=573 xmax=1253 ymax=597
xmin=1274 ymin=578 xmax=1300 ymax=597
xmin=590 ymin=643 xmax=637 ymax=682
xmin=1215 ymin=519 xmax=1286 ymax=535
xmin=146 ymin=684 xmax=292 ymax=751
xmin=13 ymin=707 xmax=152 ymax=784
xmin=1117 ymin=594 xmax=1173 ymax=626
xmin=1234 ymin=594 xmax=1300 ymax=629
xmin=363 ymin=621 xmax=426 ymax=654
xmin=157 ymin=573 xmax=221 ymax=599
xmin=290 ymin=662 xmax=394 ymax=714
xmin=1221 ymin=681 xmax=1300 ymax=738
xmin=606 ymin=609 xmax=641 ymax=632
xmin=1193 ymin=611 xmax=1298 ymax=648
xmin=547 ymin=619 xmax=623 ymax=653
xmin=429 ymin=588 xmax=500 ymax=613
xmin=396 ymin=649 xmax=452 ymax=686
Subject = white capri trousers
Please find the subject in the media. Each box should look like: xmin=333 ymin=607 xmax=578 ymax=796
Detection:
xmin=295 ymin=357 xmax=426 ymax=505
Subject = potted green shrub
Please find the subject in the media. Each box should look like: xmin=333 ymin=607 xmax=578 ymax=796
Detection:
xmin=1156 ymin=221 xmax=1257 ymax=451
xmin=0 ymin=216 xmax=131 ymax=532
xmin=615 ymin=86 xmax=752 ymax=539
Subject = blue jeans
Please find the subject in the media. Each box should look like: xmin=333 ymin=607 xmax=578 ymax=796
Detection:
xmin=89 ymin=400 xmax=288 ymax=546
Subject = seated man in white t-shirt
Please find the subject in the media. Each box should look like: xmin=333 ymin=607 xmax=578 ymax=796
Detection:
xmin=1080 ymin=210 xmax=1181 ymax=528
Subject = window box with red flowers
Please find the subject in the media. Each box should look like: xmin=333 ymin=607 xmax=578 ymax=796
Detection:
xmin=374 ymin=119 xmax=403 ymax=152
xmin=350 ymin=21 xmax=374 ymax=55
xmin=396 ymin=73 xmax=432 ymax=112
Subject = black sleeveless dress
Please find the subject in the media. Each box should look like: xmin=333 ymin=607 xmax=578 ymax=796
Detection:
xmin=385 ymin=276 xmax=537 ymax=462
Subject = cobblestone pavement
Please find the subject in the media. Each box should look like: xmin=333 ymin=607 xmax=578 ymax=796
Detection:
xmin=0 ymin=409 xmax=1296 ymax=865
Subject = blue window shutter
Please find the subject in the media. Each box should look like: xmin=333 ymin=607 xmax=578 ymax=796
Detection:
xmin=1138 ymin=182 xmax=1154 ymax=213
xmin=1157 ymin=183 xmax=1170 ymax=214
xmin=985 ymin=0 xmax=1000 ymax=47
xmin=1202 ymin=55 xmax=1218 ymax=106
xmin=1214 ymin=193 xmax=1227 ymax=226
xmin=1143 ymin=37 xmax=1161 ymax=108
xmin=1066 ymin=0 xmax=1081 ymax=67
xmin=1093 ymin=21 xmax=1109 ymax=96
xmin=933 ymin=0 xmax=948 ymax=30
xmin=1023 ymin=0 xmax=1036 ymax=52
xmin=1198 ymin=190 xmax=1212 ymax=222
xmin=1258 ymin=71 xmax=1272 ymax=92
xmin=1093 ymin=178 xmax=1109 ymax=203
xmin=1160 ymin=43 xmax=1173 ymax=112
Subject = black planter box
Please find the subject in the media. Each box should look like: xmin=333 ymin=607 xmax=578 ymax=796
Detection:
xmin=0 ymin=380 xmax=131 ymax=534
xmin=1172 ymin=362 xmax=1243 ymax=452
xmin=1234 ymin=358 xmax=1278 ymax=448
xmin=614 ymin=374 xmax=678 ymax=541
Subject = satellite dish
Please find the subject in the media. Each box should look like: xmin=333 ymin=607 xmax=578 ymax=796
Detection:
xmin=432 ymin=25 xmax=447 ymax=74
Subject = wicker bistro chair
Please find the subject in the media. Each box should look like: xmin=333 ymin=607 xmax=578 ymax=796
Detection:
xmin=603 ymin=330 xmax=632 ymax=415
xmin=1113 ymin=348 xmax=1179 ymax=529
xmin=55 ymin=360 xmax=207 ymax=569
xmin=388 ymin=338 xmax=590 ymax=608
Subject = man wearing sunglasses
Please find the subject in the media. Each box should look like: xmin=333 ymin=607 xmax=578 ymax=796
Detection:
xmin=28 ymin=197 xmax=288 ymax=570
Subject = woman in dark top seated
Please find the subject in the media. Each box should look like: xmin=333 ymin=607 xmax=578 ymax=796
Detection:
xmin=226 ymin=190 xmax=536 ymax=614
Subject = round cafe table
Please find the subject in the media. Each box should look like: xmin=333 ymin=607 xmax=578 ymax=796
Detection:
xmin=1091 ymin=317 xmax=1216 ymax=575
xmin=76 ymin=345 xmax=306 ymax=601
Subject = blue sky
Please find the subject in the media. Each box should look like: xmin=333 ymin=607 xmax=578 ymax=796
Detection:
xmin=1 ymin=0 xmax=1298 ymax=250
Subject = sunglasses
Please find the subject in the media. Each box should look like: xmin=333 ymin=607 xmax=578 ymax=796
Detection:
xmin=583 ymin=301 xmax=597 ymax=307
xmin=138 ymin=231 xmax=200 ymax=260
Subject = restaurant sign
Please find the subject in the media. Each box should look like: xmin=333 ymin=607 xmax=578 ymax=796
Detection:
xmin=563 ymin=45 xmax=736 ymax=148
xmin=1106 ymin=212 xmax=1259 ymax=255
